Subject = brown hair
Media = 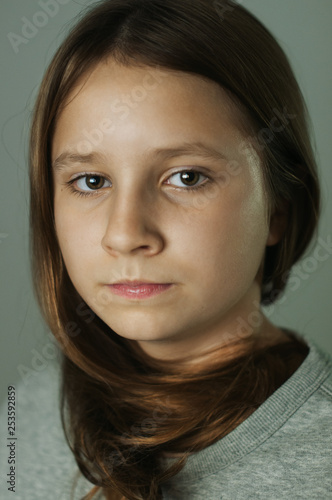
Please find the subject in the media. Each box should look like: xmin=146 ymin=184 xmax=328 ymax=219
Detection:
xmin=29 ymin=1 xmax=318 ymax=499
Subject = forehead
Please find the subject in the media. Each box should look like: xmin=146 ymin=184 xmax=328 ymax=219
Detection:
xmin=52 ymin=59 xmax=253 ymax=163
xmin=57 ymin=59 xmax=249 ymax=126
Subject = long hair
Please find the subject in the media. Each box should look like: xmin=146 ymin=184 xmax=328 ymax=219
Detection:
xmin=29 ymin=1 xmax=318 ymax=498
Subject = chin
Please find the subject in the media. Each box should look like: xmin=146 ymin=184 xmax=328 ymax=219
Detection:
xmin=104 ymin=317 xmax=169 ymax=342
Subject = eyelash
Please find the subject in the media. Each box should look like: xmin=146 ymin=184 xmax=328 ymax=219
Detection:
xmin=64 ymin=169 xmax=210 ymax=198
xmin=65 ymin=174 xmax=110 ymax=198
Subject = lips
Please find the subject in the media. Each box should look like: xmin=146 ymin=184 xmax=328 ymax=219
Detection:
xmin=108 ymin=281 xmax=173 ymax=299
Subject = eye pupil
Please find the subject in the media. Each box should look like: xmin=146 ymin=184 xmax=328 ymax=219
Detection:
xmin=181 ymin=171 xmax=200 ymax=186
xmin=86 ymin=175 xmax=104 ymax=189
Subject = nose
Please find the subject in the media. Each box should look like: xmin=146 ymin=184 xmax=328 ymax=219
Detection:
xmin=101 ymin=189 xmax=165 ymax=257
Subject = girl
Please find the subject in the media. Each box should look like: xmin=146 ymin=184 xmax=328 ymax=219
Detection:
xmin=27 ymin=0 xmax=332 ymax=498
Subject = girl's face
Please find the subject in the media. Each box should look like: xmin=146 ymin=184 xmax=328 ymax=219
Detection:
xmin=52 ymin=60 xmax=280 ymax=361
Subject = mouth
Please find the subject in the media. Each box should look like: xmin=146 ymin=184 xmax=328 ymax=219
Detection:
xmin=107 ymin=281 xmax=174 ymax=300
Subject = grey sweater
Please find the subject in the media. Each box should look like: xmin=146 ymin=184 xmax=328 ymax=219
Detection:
xmin=0 ymin=331 xmax=331 ymax=499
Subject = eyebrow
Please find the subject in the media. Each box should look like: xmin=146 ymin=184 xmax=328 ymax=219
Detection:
xmin=52 ymin=152 xmax=104 ymax=171
xmin=51 ymin=142 xmax=228 ymax=171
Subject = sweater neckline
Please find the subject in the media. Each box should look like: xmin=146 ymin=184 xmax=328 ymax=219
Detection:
xmin=161 ymin=330 xmax=332 ymax=483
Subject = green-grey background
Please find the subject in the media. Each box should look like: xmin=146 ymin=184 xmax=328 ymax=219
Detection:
xmin=1 ymin=0 xmax=332 ymax=407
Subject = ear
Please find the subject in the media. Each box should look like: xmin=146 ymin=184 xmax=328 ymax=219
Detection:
xmin=266 ymin=201 xmax=289 ymax=247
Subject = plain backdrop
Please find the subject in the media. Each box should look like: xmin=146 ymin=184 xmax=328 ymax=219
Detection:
xmin=0 ymin=0 xmax=332 ymax=407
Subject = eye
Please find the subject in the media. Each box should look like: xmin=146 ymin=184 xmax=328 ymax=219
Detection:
xmin=75 ymin=174 xmax=111 ymax=192
xmin=166 ymin=170 xmax=208 ymax=189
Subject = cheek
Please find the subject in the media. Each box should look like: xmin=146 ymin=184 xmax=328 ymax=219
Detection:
xmin=177 ymin=186 xmax=269 ymax=289
xmin=54 ymin=202 xmax=97 ymax=280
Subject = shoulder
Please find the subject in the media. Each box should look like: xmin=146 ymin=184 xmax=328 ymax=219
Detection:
xmin=228 ymin=336 xmax=332 ymax=497
xmin=260 ymin=333 xmax=332 ymax=450
xmin=161 ymin=334 xmax=332 ymax=500
xmin=320 ymin=368 xmax=332 ymax=397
